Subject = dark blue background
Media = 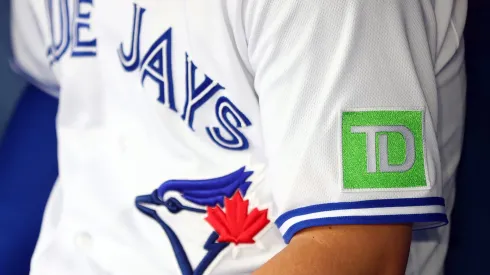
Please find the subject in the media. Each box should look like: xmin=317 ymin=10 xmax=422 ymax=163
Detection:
xmin=445 ymin=1 xmax=490 ymax=274
xmin=0 ymin=86 xmax=57 ymax=275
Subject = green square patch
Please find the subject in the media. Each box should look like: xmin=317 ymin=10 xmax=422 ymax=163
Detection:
xmin=342 ymin=110 xmax=427 ymax=190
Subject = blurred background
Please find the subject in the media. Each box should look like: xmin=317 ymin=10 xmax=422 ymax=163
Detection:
xmin=0 ymin=1 xmax=23 ymax=134
xmin=0 ymin=1 xmax=489 ymax=275
xmin=0 ymin=1 xmax=58 ymax=274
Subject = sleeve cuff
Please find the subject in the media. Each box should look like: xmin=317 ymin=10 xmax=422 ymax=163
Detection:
xmin=10 ymin=58 xmax=60 ymax=98
xmin=275 ymin=197 xmax=448 ymax=243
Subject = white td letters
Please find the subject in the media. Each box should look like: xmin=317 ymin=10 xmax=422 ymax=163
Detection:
xmin=351 ymin=126 xmax=415 ymax=173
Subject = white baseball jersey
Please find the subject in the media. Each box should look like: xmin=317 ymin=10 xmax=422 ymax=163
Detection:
xmin=11 ymin=0 xmax=467 ymax=274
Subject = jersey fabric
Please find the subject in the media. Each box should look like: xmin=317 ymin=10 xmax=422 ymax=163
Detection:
xmin=11 ymin=0 xmax=467 ymax=274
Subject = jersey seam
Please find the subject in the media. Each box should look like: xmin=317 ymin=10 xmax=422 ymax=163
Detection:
xmin=450 ymin=19 xmax=460 ymax=48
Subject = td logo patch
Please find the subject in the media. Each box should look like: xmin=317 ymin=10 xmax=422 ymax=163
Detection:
xmin=341 ymin=110 xmax=427 ymax=190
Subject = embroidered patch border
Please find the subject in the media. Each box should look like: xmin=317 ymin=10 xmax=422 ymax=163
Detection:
xmin=340 ymin=109 xmax=430 ymax=191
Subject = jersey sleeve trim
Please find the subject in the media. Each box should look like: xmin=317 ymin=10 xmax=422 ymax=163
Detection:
xmin=275 ymin=197 xmax=447 ymax=243
xmin=10 ymin=58 xmax=60 ymax=98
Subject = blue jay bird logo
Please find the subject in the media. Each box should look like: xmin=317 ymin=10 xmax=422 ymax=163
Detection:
xmin=135 ymin=167 xmax=270 ymax=275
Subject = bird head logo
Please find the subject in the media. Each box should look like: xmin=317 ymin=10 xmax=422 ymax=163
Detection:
xmin=135 ymin=167 xmax=270 ymax=275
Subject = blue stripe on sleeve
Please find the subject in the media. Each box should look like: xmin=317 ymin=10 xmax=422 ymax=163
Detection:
xmin=276 ymin=197 xmax=445 ymax=228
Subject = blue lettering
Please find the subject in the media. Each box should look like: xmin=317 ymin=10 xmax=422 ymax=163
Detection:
xmin=117 ymin=6 xmax=253 ymax=151
xmin=71 ymin=0 xmax=97 ymax=57
xmin=206 ymin=97 xmax=252 ymax=151
xmin=118 ymin=4 xmax=146 ymax=72
xmin=47 ymin=0 xmax=70 ymax=63
xmin=140 ymin=29 xmax=176 ymax=112
xmin=47 ymin=0 xmax=97 ymax=63
xmin=181 ymin=54 xmax=224 ymax=130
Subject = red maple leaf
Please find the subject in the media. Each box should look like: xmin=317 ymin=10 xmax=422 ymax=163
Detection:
xmin=205 ymin=191 xmax=270 ymax=245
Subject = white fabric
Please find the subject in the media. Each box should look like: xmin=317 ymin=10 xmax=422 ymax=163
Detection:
xmin=10 ymin=0 xmax=60 ymax=96
xmin=11 ymin=0 xmax=467 ymax=274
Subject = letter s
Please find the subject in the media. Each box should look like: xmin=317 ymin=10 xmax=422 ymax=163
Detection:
xmin=206 ymin=97 xmax=252 ymax=151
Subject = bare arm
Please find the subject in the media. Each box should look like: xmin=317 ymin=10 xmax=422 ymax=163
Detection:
xmin=254 ymin=224 xmax=412 ymax=275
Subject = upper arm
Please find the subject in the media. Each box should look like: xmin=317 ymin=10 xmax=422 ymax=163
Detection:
xmin=11 ymin=0 xmax=59 ymax=97
xmin=243 ymin=0 xmax=465 ymax=243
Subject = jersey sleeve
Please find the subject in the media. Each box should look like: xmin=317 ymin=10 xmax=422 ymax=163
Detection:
xmin=244 ymin=0 xmax=457 ymax=243
xmin=11 ymin=0 xmax=59 ymax=97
